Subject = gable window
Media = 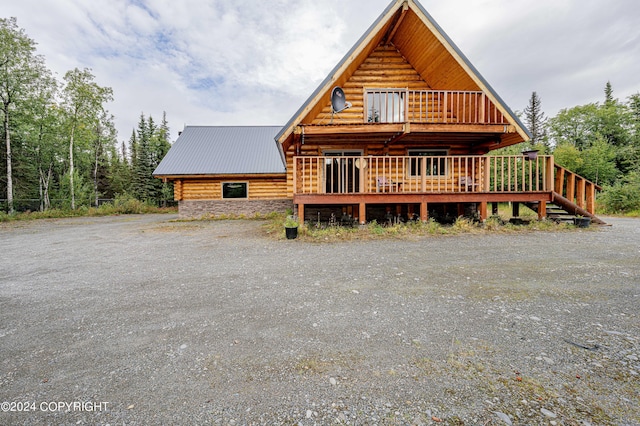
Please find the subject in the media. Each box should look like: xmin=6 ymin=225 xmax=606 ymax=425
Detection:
xmin=408 ymin=149 xmax=448 ymax=177
xmin=222 ymin=182 xmax=248 ymax=199
xmin=366 ymin=89 xmax=406 ymax=123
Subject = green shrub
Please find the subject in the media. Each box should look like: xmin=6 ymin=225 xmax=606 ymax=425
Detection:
xmin=597 ymin=171 xmax=640 ymax=214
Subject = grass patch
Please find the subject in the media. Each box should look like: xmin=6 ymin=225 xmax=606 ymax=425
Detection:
xmin=266 ymin=213 xmax=581 ymax=241
xmin=0 ymin=197 xmax=176 ymax=223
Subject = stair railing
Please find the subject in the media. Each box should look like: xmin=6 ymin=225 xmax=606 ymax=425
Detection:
xmin=554 ymin=164 xmax=602 ymax=215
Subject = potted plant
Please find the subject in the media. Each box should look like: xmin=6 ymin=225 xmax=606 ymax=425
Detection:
xmin=284 ymin=215 xmax=300 ymax=239
xmin=573 ymin=215 xmax=591 ymax=228
xmin=522 ymin=149 xmax=539 ymax=161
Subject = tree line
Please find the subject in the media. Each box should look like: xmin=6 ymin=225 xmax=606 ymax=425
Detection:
xmin=3 ymin=17 xmax=639 ymax=215
xmin=519 ymin=83 xmax=640 ymax=213
xmin=1 ymin=17 xmax=171 ymax=214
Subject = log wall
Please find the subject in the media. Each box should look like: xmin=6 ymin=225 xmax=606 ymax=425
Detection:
xmin=176 ymin=176 xmax=288 ymax=201
xmin=311 ymin=45 xmax=432 ymax=125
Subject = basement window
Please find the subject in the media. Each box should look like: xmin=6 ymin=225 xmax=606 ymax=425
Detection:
xmin=222 ymin=182 xmax=248 ymax=199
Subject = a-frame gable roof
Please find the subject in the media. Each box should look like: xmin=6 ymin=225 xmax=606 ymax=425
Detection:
xmin=276 ymin=0 xmax=530 ymax=147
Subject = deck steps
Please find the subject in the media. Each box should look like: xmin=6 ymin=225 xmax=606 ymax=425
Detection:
xmin=525 ymin=193 xmax=607 ymax=225
xmin=525 ymin=201 xmax=576 ymax=223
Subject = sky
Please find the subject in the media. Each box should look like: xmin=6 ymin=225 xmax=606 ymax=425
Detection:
xmin=3 ymin=0 xmax=639 ymax=143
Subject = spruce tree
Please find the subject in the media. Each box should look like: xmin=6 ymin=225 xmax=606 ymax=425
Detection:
xmin=523 ymin=91 xmax=548 ymax=149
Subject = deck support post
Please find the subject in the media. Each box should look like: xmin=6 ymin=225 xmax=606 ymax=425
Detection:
xmin=512 ymin=202 xmax=520 ymax=217
xmin=359 ymin=202 xmax=366 ymax=225
xmin=420 ymin=201 xmax=428 ymax=222
xmin=537 ymin=199 xmax=547 ymax=220
xmin=297 ymin=204 xmax=305 ymax=222
xmin=479 ymin=201 xmax=488 ymax=221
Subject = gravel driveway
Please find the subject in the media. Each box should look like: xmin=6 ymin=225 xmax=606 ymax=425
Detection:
xmin=0 ymin=215 xmax=638 ymax=425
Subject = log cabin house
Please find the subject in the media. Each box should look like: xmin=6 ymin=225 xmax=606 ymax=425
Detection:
xmin=154 ymin=0 xmax=604 ymax=225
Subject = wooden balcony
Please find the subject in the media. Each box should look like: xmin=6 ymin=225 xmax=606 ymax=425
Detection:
xmin=294 ymin=155 xmax=554 ymax=196
xmin=406 ymin=90 xmax=507 ymax=125
xmin=297 ymin=90 xmax=514 ymax=149
xmin=337 ymin=89 xmax=507 ymax=125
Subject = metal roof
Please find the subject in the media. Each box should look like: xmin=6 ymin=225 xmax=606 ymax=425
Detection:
xmin=153 ymin=126 xmax=286 ymax=176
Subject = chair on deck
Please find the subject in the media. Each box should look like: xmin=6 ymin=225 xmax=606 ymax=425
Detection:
xmin=459 ymin=176 xmax=479 ymax=192
xmin=376 ymin=176 xmax=401 ymax=192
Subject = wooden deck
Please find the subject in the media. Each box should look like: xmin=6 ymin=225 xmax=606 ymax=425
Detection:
xmin=293 ymin=155 xmax=601 ymax=224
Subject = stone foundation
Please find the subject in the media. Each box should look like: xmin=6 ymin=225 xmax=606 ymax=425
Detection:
xmin=179 ymin=199 xmax=293 ymax=219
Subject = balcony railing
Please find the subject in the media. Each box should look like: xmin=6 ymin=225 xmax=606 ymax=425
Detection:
xmin=294 ymin=155 xmax=554 ymax=195
xmin=364 ymin=90 xmax=506 ymax=125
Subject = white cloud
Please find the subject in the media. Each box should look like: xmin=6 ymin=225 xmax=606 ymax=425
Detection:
xmin=3 ymin=0 xmax=639 ymax=141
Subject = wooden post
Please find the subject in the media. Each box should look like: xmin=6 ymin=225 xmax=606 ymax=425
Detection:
xmin=576 ymin=178 xmax=586 ymax=209
xmin=420 ymin=155 xmax=427 ymax=192
xmin=359 ymin=202 xmax=366 ymax=225
xmin=484 ymin=157 xmax=491 ymax=191
xmin=512 ymin=202 xmax=520 ymax=217
xmin=457 ymin=203 xmax=465 ymax=217
xmin=420 ymin=201 xmax=428 ymax=222
xmin=297 ymin=204 xmax=305 ymax=222
xmin=537 ymin=199 xmax=546 ymax=220
xmin=547 ymin=155 xmax=555 ymax=192
xmin=566 ymin=173 xmax=576 ymax=203
xmin=555 ymin=165 xmax=565 ymax=194
xmin=293 ymin=157 xmax=298 ymax=195
xmin=359 ymin=157 xmax=366 ymax=193
xmin=479 ymin=201 xmax=488 ymax=221
xmin=586 ymin=182 xmax=596 ymax=214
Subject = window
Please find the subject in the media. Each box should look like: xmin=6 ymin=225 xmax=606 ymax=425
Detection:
xmin=408 ymin=150 xmax=448 ymax=177
xmin=222 ymin=182 xmax=248 ymax=199
xmin=366 ymin=89 xmax=405 ymax=123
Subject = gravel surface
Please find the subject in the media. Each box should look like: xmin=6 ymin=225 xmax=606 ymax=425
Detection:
xmin=0 ymin=215 xmax=638 ymax=425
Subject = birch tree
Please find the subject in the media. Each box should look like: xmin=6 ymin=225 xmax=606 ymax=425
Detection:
xmin=0 ymin=18 xmax=44 ymax=213
xmin=61 ymin=68 xmax=113 ymax=209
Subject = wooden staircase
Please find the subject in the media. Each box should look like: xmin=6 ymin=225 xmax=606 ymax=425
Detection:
xmin=525 ymin=164 xmax=606 ymax=225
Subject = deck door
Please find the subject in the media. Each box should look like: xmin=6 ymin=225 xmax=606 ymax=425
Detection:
xmin=324 ymin=151 xmax=362 ymax=194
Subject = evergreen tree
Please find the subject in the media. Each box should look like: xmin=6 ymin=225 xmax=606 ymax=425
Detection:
xmin=132 ymin=114 xmax=155 ymax=202
xmin=92 ymin=111 xmax=117 ymax=206
xmin=107 ymin=142 xmax=131 ymax=198
xmin=523 ymin=91 xmax=548 ymax=148
xmin=152 ymin=112 xmax=173 ymax=205
xmin=604 ymin=81 xmax=614 ymax=106
xmin=130 ymin=112 xmax=173 ymax=205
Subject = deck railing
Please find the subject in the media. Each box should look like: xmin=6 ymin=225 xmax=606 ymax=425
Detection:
xmin=294 ymin=155 xmax=554 ymax=195
xmin=554 ymin=164 xmax=600 ymax=215
xmin=364 ymin=90 xmax=507 ymax=125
